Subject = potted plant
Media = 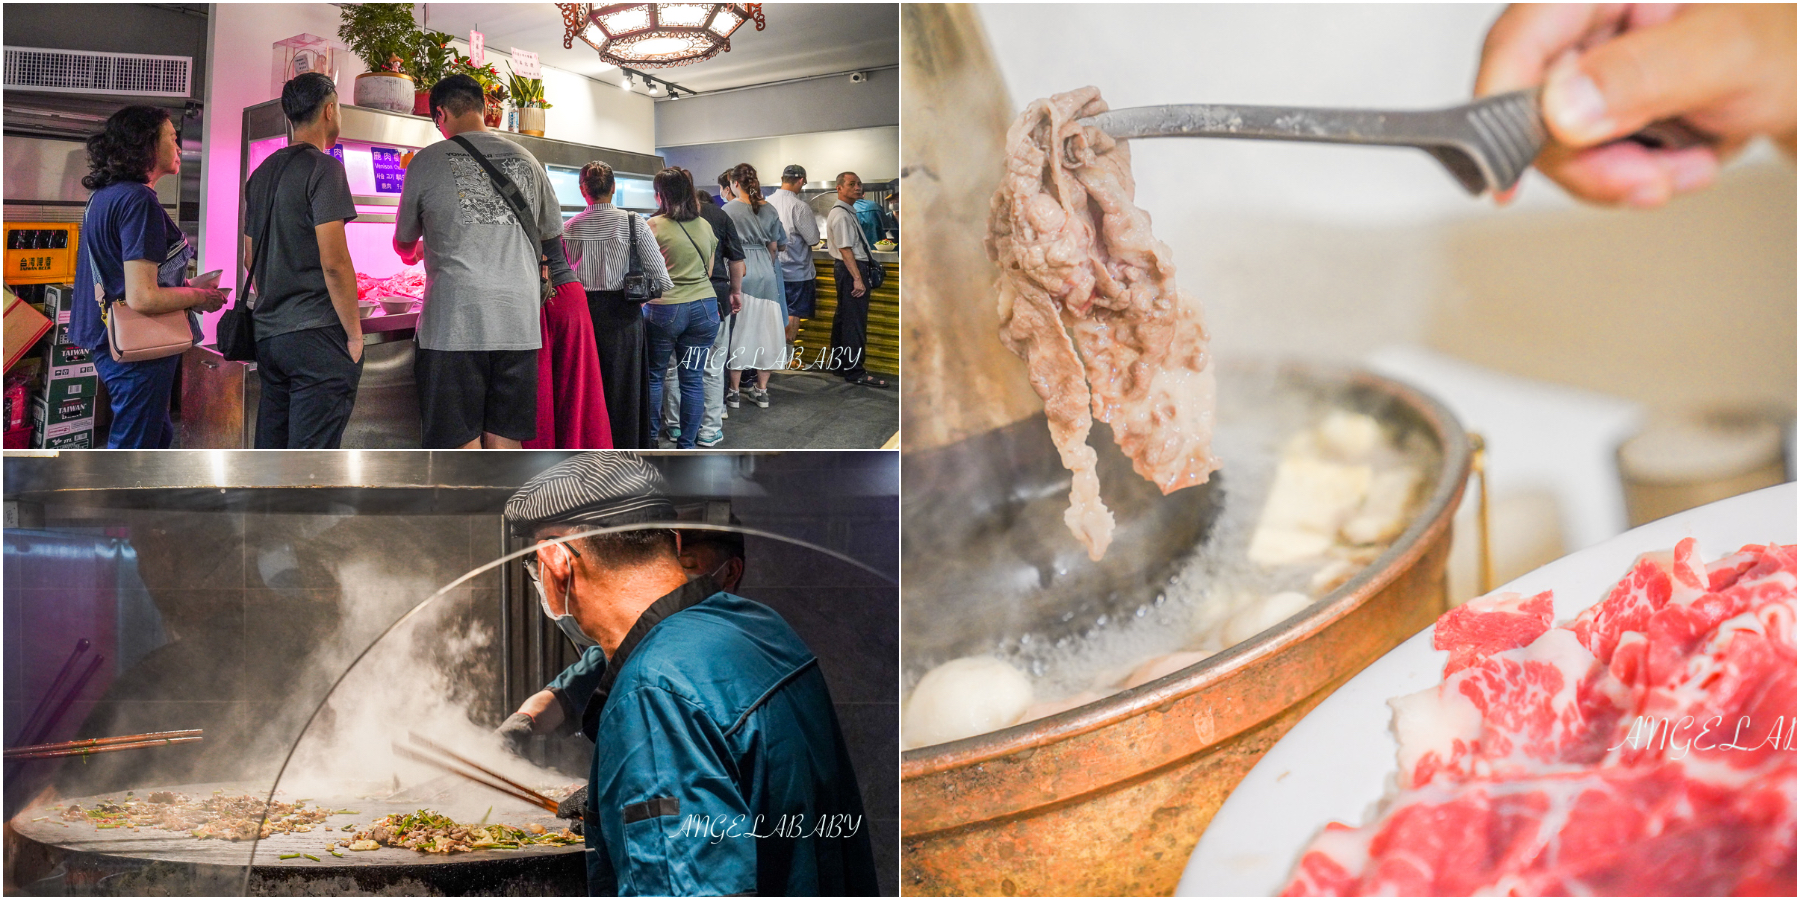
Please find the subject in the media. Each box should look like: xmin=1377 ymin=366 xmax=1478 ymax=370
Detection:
xmin=338 ymin=3 xmax=418 ymax=113
xmin=506 ymin=69 xmax=552 ymax=136
xmin=406 ymin=29 xmax=458 ymax=116
xmin=457 ymin=56 xmax=509 ymax=128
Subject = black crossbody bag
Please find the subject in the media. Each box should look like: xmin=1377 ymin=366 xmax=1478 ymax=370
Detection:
xmin=449 ymin=134 xmax=554 ymax=304
xmin=218 ymin=148 xmax=309 ymax=361
xmin=622 ymin=212 xmax=660 ymax=303
xmin=673 ymin=218 xmax=729 ymax=321
xmin=837 ymin=204 xmax=885 ymax=292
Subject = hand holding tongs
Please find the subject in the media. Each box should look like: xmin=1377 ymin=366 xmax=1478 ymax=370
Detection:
xmin=1078 ymin=88 xmax=1713 ymax=195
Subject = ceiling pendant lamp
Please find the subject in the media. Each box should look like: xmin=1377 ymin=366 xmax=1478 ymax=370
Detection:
xmin=557 ymin=3 xmax=766 ymax=70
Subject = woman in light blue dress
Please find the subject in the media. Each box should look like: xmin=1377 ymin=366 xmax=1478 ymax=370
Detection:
xmin=719 ymin=163 xmax=789 ymax=409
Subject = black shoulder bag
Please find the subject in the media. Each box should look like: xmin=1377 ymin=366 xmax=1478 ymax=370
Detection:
xmin=218 ymin=147 xmax=308 ymax=361
xmin=621 ymin=212 xmax=660 ymax=303
xmin=449 ymin=134 xmax=554 ymax=304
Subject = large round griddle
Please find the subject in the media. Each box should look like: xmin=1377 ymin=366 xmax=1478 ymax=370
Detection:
xmin=12 ymin=782 xmax=584 ymax=896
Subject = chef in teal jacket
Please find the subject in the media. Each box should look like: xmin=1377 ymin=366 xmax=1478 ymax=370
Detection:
xmin=498 ymin=529 xmax=747 ymax=750
xmin=502 ymin=453 xmax=878 ymax=896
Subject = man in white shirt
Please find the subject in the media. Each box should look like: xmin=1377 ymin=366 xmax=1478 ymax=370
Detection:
xmin=765 ymin=164 xmax=820 ymax=345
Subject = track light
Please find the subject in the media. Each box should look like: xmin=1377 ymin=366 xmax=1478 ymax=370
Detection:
xmin=621 ymin=72 xmax=633 ymax=92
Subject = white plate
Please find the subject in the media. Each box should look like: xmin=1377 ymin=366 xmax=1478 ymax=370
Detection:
xmin=1178 ymin=482 xmax=1797 ymax=897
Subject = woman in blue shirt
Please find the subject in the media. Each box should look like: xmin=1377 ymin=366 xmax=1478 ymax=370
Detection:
xmin=73 ymin=106 xmax=227 ymax=448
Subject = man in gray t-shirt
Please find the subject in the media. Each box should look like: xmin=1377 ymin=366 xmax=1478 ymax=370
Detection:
xmin=395 ymin=74 xmax=567 ymax=448
xmin=766 ymin=164 xmax=820 ymax=338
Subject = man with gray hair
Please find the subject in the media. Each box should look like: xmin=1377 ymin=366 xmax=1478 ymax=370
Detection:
xmin=501 ymin=453 xmax=877 ymax=896
xmin=824 ymin=172 xmax=887 ymax=388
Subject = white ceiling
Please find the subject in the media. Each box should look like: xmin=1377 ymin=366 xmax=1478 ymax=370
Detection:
xmin=415 ymin=3 xmax=898 ymax=94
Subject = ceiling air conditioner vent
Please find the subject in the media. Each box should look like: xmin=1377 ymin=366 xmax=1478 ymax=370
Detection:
xmin=4 ymin=46 xmax=192 ymax=97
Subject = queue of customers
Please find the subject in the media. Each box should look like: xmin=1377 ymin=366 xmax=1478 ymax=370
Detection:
xmin=72 ymin=72 xmax=889 ymax=449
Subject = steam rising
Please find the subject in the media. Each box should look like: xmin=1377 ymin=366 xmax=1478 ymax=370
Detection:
xmin=273 ymin=558 xmax=576 ymax=819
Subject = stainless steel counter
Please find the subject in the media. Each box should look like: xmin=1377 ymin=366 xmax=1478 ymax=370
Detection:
xmin=176 ymin=314 xmax=423 ymax=449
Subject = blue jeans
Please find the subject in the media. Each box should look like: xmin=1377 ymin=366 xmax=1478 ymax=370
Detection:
xmin=92 ymin=350 xmax=180 ymax=449
xmin=644 ymin=300 xmax=720 ymax=449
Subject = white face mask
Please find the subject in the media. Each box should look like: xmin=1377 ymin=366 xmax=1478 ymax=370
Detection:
xmin=688 ymin=555 xmax=733 ymax=587
xmin=534 ymin=543 xmax=598 ymax=650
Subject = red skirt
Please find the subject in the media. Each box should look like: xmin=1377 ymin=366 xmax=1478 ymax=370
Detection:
xmin=524 ymin=280 xmax=614 ymax=449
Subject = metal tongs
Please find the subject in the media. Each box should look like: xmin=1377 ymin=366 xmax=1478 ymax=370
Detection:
xmin=1079 ymin=88 xmax=1712 ymax=195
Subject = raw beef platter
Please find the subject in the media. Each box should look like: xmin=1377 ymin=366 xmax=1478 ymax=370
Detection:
xmin=1284 ymin=539 xmax=1796 ymax=896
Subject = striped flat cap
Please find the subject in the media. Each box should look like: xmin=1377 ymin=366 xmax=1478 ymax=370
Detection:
xmin=504 ymin=453 xmax=677 ymax=537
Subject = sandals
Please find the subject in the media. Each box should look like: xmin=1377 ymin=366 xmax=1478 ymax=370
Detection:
xmin=847 ymin=374 xmax=890 ymax=388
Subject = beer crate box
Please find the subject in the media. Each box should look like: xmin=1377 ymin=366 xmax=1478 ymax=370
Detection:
xmin=43 ymin=374 xmax=98 ymax=408
xmin=44 ymin=341 xmax=94 ymax=382
xmin=31 ymin=394 xmax=95 ymax=448
xmin=40 ymin=282 xmax=76 ymax=318
xmin=33 ymin=285 xmax=97 ymax=385
xmin=33 ymin=389 xmax=94 ymax=426
xmin=41 ymin=283 xmax=78 ymax=346
xmin=35 ymin=419 xmax=95 ymax=448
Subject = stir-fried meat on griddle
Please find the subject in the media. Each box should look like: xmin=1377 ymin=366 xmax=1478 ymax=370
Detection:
xmin=59 ymin=792 xmax=335 ymax=841
xmin=337 ymin=809 xmax=577 ymax=855
xmin=987 ymin=86 xmax=1220 ymax=560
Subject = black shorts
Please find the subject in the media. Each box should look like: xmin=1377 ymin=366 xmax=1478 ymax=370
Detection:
xmin=784 ymin=277 xmax=817 ymax=319
xmin=413 ymin=347 xmax=538 ymax=447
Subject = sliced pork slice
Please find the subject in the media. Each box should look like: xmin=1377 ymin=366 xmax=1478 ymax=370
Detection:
xmin=987 ymin=86 xmax=1220 ymax=559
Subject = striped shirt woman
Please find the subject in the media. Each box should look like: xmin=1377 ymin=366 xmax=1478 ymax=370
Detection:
xmin=564 ymin=201 xmax=673 ymax=294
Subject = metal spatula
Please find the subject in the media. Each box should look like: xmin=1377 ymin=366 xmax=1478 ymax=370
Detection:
xmin=1080 ymin=88 xmax=1710 ymax=195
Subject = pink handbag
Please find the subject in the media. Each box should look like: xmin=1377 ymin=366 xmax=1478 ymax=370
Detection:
xmin=103 ymin=299 xmax=194 ymax=363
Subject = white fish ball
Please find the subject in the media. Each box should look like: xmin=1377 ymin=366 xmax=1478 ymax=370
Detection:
xmin=902 ymin=656 xmax=1035 ymax=749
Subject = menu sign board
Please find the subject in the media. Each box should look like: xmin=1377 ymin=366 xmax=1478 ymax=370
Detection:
xmin=370 ymin=147 xmax=406 ymax=194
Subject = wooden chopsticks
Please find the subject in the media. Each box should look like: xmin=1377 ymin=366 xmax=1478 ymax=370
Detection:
xmin=4 ymin=729 xmax=203 ymax=759
xmin=393 ymin=732 xmax=559 ymax=813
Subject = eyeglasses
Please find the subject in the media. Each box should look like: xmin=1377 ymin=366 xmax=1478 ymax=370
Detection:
xmin=522 ymin=542 xmax=583 ymax=583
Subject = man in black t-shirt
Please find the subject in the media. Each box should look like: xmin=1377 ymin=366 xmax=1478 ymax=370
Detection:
xmin=241 ymin=72 xmax=363 ymax=448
